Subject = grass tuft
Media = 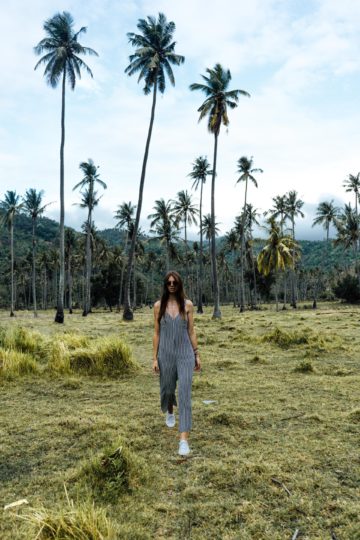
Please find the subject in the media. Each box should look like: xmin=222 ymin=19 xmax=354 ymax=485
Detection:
xmin=73 ymin=439 xmax=147 ymax=502
xmin=262 ymin=325 xmax=335 ymax=351
xmin=348 ymin=408 xmax=360 ymax=423
xmin=70 ymin=337 xmax=138 ymax=376
xmin=2 ymin=326 xmax=45 ymax=356
xmin=294 ymin=360 xmax=316 ymax=373
xmin=0 ymin=348 xmax=39 ymax=380
xmin=21 ymin=499 xmax=117 ymax=539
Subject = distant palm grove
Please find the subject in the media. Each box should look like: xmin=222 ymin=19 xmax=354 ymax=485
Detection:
xmin=1 ymin=12 xmax=360 ymax=320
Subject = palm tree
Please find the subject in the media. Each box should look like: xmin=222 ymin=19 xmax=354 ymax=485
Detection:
xmin=244 ymin=203 xmax=260 ymax=307
xmin=190 ymin=64 xmax=250 ymax=318
xmin=334 ymin=204 xmax=360 ymax=259
xmin=73 ymin=159 xmax=106 ymax=316
xmin=224 ymin=228 xmax=240 ymax=306
xmin=265 ymin=194 xmax=290 ymax=308
xmin=312 ymin=200 xmax=339 ymax=243
xmin=148 ymin=199 xmax=178 ymax=270
xmin=257 ymin=218 xmax=298 ymax=311
xmin=114 ymin=201 xmax=136 ymax=307
xmin=34 ymin=11 xmax=98 ymax=323
xmin=23 ymin=189 xmax=52 ymax=317
xmin=188 ymin=156 xmax=212 ymax=313
xmin=202 ymin=214 xmax=220 ymax=303
xmin=285 ymin=190 xmax=304 ymax=308
xmin=0 ymin=191 xmax=23 ymax=316
xmin=64 ymin=227 xmax=77 ymax=313
xmin=343 ymin=173 xmax=360 ymax=224
xmin=236 ymin=156 xmax=263 ymax=312
xmin=172 ymin=190 xmax=199 ymax=283
xmin=123 ymin=13 xmax=184 ymax=320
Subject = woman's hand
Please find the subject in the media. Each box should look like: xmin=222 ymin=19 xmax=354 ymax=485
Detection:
xmin=194 ymin=354 xmax=201 ymax=371
xmin=153 ymin=358 xmax=160 ymax=374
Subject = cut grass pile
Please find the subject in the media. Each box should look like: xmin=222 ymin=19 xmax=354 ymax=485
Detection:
xmin=0 ymin=304 xmax=359 ymax=539
xmin=0 ymin=327 xmax=138 ymax=379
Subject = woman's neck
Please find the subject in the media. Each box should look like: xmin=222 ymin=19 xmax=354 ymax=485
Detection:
xmin=168 ymin=294 xmax=177 ymax=303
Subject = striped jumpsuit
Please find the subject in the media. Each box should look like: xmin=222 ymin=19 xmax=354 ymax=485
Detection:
xmin=158 ymin=311 xmax=195 ymax=432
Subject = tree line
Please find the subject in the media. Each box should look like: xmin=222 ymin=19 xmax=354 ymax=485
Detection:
xmin=1 ymin=12 xmax=359 ymax=320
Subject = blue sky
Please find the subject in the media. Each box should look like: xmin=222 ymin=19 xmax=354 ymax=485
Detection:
xmin=1 ymin=0 xmax=360 ymax=240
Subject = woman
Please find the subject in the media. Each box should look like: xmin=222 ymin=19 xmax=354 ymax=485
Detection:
xmin=153 ymin=270 xmax=201 ymax=456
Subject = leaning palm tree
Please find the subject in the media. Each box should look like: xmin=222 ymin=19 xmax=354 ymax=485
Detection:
xmin=236 ymin=156 xmax=263 ymax=312
xmin=123 ymin=12 xmax=185 ymax=320
xmin=73 ymin=159 xmax=107 ymax=316
xmin=114 ymin=201 xmax=136 ymax=308
xmin=0 ymin=191 xmax=23 ymax=316
xmin=188 ymin=156 xmax=212 ymax=313
xmin=172 ymin=190 xmax=199 ymax=283
xmin=34 ymin=11 xmax=98 ymax=323
xmin=257 ymin=218 xmax=298 ymax=311
xmin=23 ymin=189 xmax=52 ymax=317
xmin=190 ymin=64 xmax=250 ymax=318
xmin=285 ymin=190 xmax=304 ymax=308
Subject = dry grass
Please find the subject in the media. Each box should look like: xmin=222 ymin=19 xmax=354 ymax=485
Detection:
xmin=0 ymin=304 xmax=359 ymax=539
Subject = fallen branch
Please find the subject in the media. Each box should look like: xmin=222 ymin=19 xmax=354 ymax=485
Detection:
xmin=271 ymin=477 xmax=292 ymax=496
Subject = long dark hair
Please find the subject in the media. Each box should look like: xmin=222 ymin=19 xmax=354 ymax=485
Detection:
xmin=158 ymin=270 xmax=187 ymax=322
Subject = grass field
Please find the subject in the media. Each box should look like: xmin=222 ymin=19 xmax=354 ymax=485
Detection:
xmin=0 ymin=304 xmax=359 ymax=539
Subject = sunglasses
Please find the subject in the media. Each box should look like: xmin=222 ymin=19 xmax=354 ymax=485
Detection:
xmin=167 ymin=280 xmax=178 ymax=286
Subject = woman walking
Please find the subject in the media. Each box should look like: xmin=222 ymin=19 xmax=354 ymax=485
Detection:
xmin=153 ymin=271 xmax=201 ymax=456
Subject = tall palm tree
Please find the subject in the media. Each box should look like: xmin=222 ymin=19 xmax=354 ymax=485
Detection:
xmin=224 ymin=228 xmax=240 ymax=306
xmin=190 ymin=64 xmax=250 ymax=318
xmin=148 ymin=199 xmax=178 ymax=270
xmin=265 ymin=194 xmax=290 ymax=308
xmin=236 ymin=156 xmax=263 ymax=312
xmin=188 ymin=156 xmax=212 ymax=313
xmin=74 ymin=160 xmax=106 ymax=316
xmin=343 ymin=173 xmax=360 ymax=223
xmin=202 ymin=213 xmax=220 ymax=303
xmin=172 ymin=190 xmax=199 ymax=283
xmin=244 ymin=203 xmax=260 ymax=307
xmin=257 ymin=218 xmax=298 ymax=311
xmin=312 ymin=200 xmax=339 ymax=243
xmin=34 ymin=11 xmax=98 ymax=323
xmin=123 ymin=13 xmax=184 ymax=320
xmin=23 ymin=189 xmax=52 ymax=317
xmin=114 ymin=201 xmax=136 ymax=308
xmin=64 ymin=227 xmax=77 ymax=313
xmin=0 ymin=191 xmax=23 ymax=316
xmin=334 ymin=204 xmax=360 ymax=257
xmin=285 ymin=190 xmax=304 ymax=308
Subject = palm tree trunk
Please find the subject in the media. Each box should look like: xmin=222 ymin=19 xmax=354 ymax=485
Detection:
xmin=123 ymin=79 xmax=158 ymax=320
xmin=10 ymin=223 xmax=14 ymax=317
xmin=83 ymin=207 xmax=92 ymax=316
xmin=184 ymin=216 xmax=188 ymax=285
xmin=211 ymin=133 xmax=221 ymax=319
xmin=291 ymin=219 xmax=297 ymax=308
xmin=119 ymin=230 xmax=128 ymax=308
xmin=55 ymin=69 xmax=66 ymax=323
xmin=197 ymin=181 xmax=204 ymax=313
xmin=68 ymin=253 xmax=73 ymax=314
xmin=32 ymin=219 xmax=38 ymax=317
xmin=240 ymin=180 xmax=248 ymax=312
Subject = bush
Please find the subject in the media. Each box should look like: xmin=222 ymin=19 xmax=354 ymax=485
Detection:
xmin=333 ymin=274 xmax=360 ymax=303
xmin=22 ymin=500 xmax=117 ymax=539
xmin=73 ymin=439 xmax=146 ymax=502
xmin=0 ymin=348 xmax=39 ymax=380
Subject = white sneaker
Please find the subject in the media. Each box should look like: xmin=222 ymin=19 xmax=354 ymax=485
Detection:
xmin=178 ymin=440 xmax=190 ymax=456
xmin=165 ymin=412 xmax=175 ymax=428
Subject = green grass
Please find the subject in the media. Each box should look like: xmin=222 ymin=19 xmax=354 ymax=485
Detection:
xmin=0 ymin=304 xmax=359 ymax=539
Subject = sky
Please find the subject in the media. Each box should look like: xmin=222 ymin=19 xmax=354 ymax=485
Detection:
xmin=1 ymin=0 xmax=360 ymax=240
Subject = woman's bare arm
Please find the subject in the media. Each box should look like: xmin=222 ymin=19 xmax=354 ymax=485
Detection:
xmin=152 ymin=301 xmax=160 ymax=373
xmin=187 ymin=301 xmax=201 ymax=371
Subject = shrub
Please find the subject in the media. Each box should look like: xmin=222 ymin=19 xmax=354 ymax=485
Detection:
xmin=22 ymin=500 xmax=117 ymax=539
xmin=0 ymin=348 xmax=39 ymax=380
xmin=333 ymin=274 xmax=360 ymax=303
xmin=294 ymin=360 xmax=315 ymax=373
xmin=74 ymin=439 xmax=146 ymax=502
xmin=2 ymin=326 xmax=45 ymax=356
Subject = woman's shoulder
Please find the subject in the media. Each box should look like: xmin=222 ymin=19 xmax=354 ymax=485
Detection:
xmin=154 ymin=300 xmax=161 ymax=309
xmin=185 ymin=299 xmax=193 ymax=309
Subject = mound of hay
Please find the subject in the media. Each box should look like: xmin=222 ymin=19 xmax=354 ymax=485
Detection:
xmin=0 ymin=348 xmax=39 ymax=380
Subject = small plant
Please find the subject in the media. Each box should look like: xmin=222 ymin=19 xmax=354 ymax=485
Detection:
xmin=0 ymin=348 xmax=39 ymax=380
xmin=20 ymin=488 xmax=117 ymax=539
xmin=74 ymin=439 xmax=146 ymax=502
xmin=294 ymin=360 xmax=315 ymax=373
